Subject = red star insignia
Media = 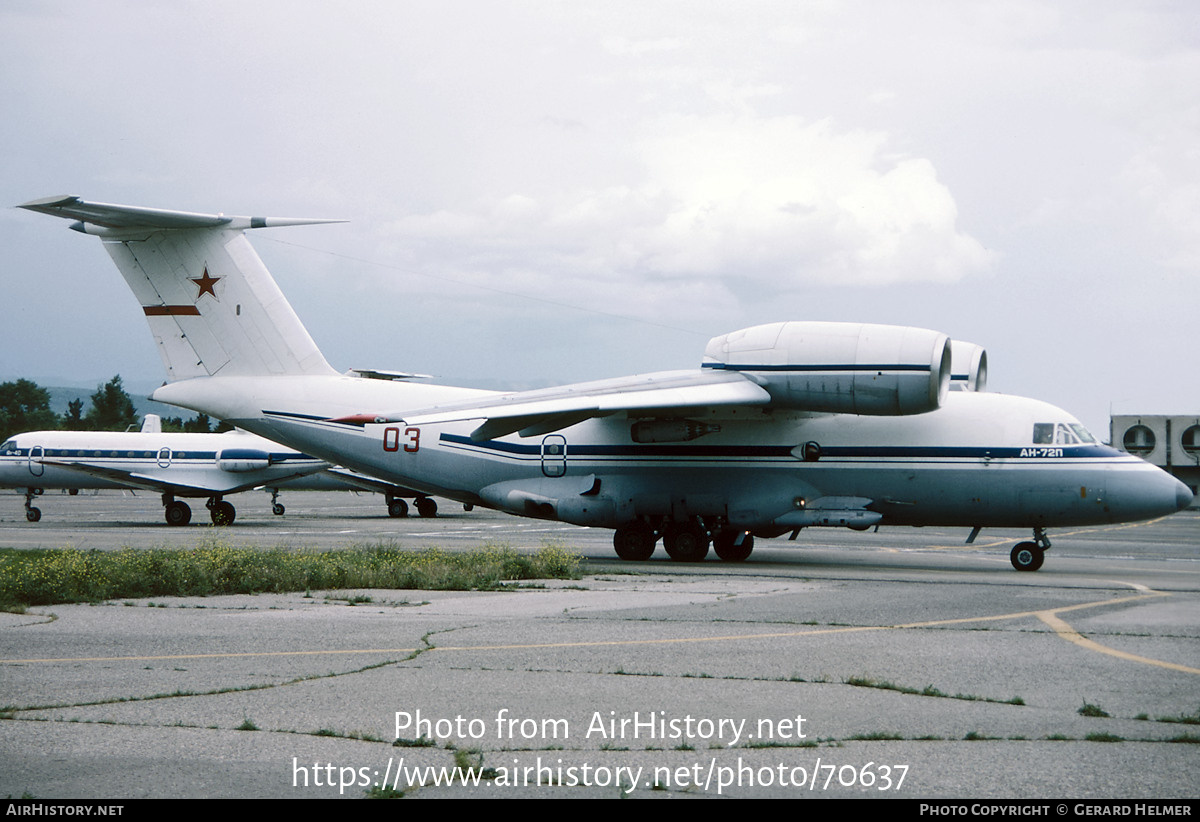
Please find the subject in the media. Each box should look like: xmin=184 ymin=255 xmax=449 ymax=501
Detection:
xmin=190 ymin=267 xmax=221 ymax=300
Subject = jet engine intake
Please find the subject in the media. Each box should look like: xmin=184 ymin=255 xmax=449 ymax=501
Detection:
xmin=949 ymin=341 xmax=988 ymax=391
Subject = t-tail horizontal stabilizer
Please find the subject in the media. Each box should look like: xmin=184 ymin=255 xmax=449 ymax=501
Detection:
xmin=18 ymin=196 xmax=343 ymax=382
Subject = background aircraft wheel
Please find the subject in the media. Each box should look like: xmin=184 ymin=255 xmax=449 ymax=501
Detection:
xmin=210 ymin=500 xmax=236 ymax=526
xmin=388 ymin=498 xmax=409 ymax=518
xmin=613 ymin=522 xmax=656 ymax=561
xmin=165 ymin=501 xmax=192 ymax=526
xmin=416 ymin=497 xmax=438 ymax=518
xmin=463 ymin=503 xmax=474 ymax=512
xmin=663 ymin=523 xmax=709 ymax=562
xmin=1010 ymin=541 xmax=1044 ymax=572
xmin=25 ymin=507 xmax=41 ymax=523
xmin=68 ymin=488 xmax=79 ymax=496
xmin=272 ymin=503 xmax=285 ymax=516
xmin=713 ymin=530 xmax=753 ymax=561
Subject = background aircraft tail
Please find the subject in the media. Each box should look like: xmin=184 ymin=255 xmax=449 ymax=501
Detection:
xmin=19 ymin=196 xmax=341 ymax=381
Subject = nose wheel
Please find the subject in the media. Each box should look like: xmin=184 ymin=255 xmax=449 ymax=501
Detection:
xmin=1010 ymin=528 xmax=1051 ymax=572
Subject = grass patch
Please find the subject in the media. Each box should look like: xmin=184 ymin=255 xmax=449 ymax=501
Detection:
xmin=235 ymin=718 xmax=259 ymax=731
xmin=394 ymin=735 xmax=438 ymax=748
xmin=365 ymin=784 xmax=405 ymax=799
xmin=849 ymin=731 xmax=903 ymax=741
xmin=1078 ymin=702 xmax=1110 ymax=718
xmin=844 ymin=676 xmax=1024 ymax=707
xmin=0 ymin=539 xmax=582 ymax=608
xmin=1085 ymin=733 xmax=1123 ymax=743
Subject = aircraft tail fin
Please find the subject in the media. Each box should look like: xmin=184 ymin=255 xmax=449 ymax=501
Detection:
xmin=19 ymin=196 xmax=342 ymax=381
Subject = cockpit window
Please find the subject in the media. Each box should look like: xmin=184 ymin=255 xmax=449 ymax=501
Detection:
xmin=1069 ymin=424 xmax=1096 ymax=444
xmin=0 ymin=440 xmax=15 ymax=454
xmin=1033 ymin=423 xmax=1093 ymax=445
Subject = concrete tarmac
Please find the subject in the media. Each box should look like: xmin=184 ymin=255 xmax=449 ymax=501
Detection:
xmin=1 ymin=490 xmax=1197 ymax=799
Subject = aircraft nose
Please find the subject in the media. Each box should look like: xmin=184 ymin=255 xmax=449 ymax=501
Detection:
xmin=1176 ymin=478 xmax=1194 ymax=512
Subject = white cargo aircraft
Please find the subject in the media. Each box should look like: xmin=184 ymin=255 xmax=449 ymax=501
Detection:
xmin=19 ymin=196 xmax=1192 ymax=570
xmin=1 ymin=414 xmax=443 ymax=524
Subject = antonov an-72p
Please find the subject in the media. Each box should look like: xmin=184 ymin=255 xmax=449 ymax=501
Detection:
xmin=19 ymin=196 xmax=1191 ymax=570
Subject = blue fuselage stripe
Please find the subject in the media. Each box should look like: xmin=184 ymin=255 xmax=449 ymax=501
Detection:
xmin=438 ymin=434 xmax=1122 ymax=461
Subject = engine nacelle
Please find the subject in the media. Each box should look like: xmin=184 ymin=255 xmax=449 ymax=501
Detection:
xmin=949 ymin=340 xmax=987 ymax=391
xmin=216 ymin=448 xmax=272 ymax=472
xmin=703 ymin=322 xmax=950 ymax=415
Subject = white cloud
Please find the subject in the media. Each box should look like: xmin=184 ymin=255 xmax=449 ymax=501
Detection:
xmin=381 ymin=112 xmax=995 ymax=319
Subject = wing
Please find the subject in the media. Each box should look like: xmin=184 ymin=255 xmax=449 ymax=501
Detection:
xmin=39 ymin=459 xmax=327 ymax=497
xmin=332 ymin=369 xmax=772 ymax=440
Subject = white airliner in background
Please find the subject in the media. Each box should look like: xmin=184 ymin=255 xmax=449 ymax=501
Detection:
xmin=1 ymin=414 xmax=444 ymax=524
xmin=18 ymin=196 xmax=1192 ymax=570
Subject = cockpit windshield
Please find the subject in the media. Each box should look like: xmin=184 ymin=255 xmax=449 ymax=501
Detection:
xmin=0 ymin=440 xmax=16 ymax=454
xmin=1032 ymin=423 xmax=1096 ymax=445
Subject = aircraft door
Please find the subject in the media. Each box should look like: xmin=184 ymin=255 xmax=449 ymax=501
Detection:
xmin=541 ymin=435 xmax=567 ymax=478
xmin=157 ymin=447 xmax=172 ymax=468
xmin=28 ymin=445 xmax=44 ymax=477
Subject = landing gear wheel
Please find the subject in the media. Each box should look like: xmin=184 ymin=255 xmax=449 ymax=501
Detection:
xmin=25 ymin=507 xmax=41 ymax=523
xmin=388 ymin=498 xmax=409 ymax=518
xmin=613 ymin=522 xmax=657 ymax=561
xmin=463 ymin=503 xmax=474 ymax=512
xmin=1011 ymin=541 xmax=1044 ymax=572
xmin=165 ymin=501 xmax=192 ymax=526
xmin=210 ymin=500 xmax=236 ymax=526
xmin=272 ymin=503 xmax=286 ymax=516
xmin=663 ymin=522 xmax=709 ymax=562
xmin=714 ymin=530 xmax=754 ymax=562
xmin=416 ymin=497 xmax=438 ymax=518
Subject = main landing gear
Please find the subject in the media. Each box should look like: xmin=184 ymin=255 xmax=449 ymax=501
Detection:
xmin=24 ymin=488 xmax=43 ymax=522
xmin=612 ymin=519 xmax=754 ymax=563
xmin=386 ymin=492 xmax=438 ymax=518
xmin=1010 ymin=527 xmax=1051 ymax=572
xmin=163 ymin=494 xmax=192 ymax=526
xmin=162 ymin=495 xmax=235 ymax=526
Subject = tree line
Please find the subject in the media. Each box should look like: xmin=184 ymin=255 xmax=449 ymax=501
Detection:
xmin=0 ymin=376 xmax=220 ymax=441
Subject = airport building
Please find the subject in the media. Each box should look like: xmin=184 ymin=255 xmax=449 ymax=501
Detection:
xmin=1111 ymin=415 xmax=1200 ymax=502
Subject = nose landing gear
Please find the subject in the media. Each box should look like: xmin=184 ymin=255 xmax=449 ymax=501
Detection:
xmin=1010 ymin=527 xmax=1051 ymax=572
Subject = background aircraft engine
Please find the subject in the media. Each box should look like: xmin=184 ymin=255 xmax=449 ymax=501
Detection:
xmin=703 ymin=322 xmax=951 ymax=415
xmin=949 ymin=340 xmax=988 ymax=391
xmin=216 ymin=448 xmax=273 ymax=472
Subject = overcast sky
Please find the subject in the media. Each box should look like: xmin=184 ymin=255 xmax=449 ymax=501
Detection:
xmin=1 ymin=1 xmax=1196 ymax=437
